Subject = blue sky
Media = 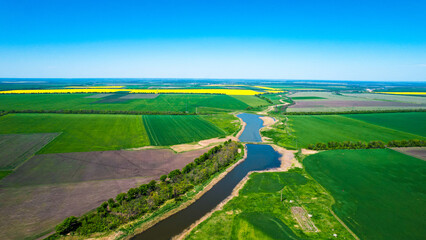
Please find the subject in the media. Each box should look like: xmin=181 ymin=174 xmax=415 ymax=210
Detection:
xmin=0 ymin=0 xmax=425 ymax=81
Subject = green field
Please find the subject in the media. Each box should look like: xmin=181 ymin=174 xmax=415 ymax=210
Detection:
xmin=305 ymin=149 xmax=426 ymax=240
xmin=0 ymin=94 xmax=252 ymax=113
xmin=0 ymin=133 xmax=59 ymax=170
xmin=186 ymin=169 xmax=354 ymax=240
xmin=231 ymin=95 xmax=269 ymax=107
xmin=142 ymin=115 xmax=226 ymax=146
xmin=287 ymin=114 xmax=424 ymax=147
xmin=346 ymin=112 xmax=426 ymax=137
xmin=202 ymin=114 xmax=240 ymax=135
xmin=0 ymin=113 xmax=149 ymax=153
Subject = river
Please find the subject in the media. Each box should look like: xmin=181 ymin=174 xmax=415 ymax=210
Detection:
xmin=132 ymin=113 xmax=281 ymax=240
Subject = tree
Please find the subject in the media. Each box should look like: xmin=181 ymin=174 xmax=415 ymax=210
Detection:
xmin=56 ymin=216 xmax=81 ymax=235
xmin=127 ymin=188 xmax=139 ymax=200
xmin=116 ymin=193 xmax=127 ymax=205
xmin=108 ymin=198 xmax=116 ymax=209
xmin=160 ymin=174 xmax=167 ymax=182
xmin=168 ymin=169 xmax=182 ymax=182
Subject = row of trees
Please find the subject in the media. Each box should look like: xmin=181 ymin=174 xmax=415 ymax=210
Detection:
xmin=3 ymin=109 xmax=195 ymax=115
xmin=285 ymin=109 xmax=426 ymax=115
xmin=307 ymin=139 xmax=425 ymax=150
xmin=54 ymin=140 xmax=243 ymax=236
xmin=255 ymin=94 xmax=273 ymax=104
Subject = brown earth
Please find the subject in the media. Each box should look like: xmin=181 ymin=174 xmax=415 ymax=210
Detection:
xmin=0 ymin=148 xmax=211 ymax=239
xmin=2 ymin=148 xmax=211 ymax=187
xmin=295 ymin=100 xmax=422 ymax=108
xmin=289 ymin=100 xmax=422 ymax=108
xmin=170 ymin=136 xmax=238 ymax=153
xmin=118 ymin=94 xmax=159 ymax=99
xmin=84 ymin=94 xmax=114 ymax=98
xmin=0 ymin=177 xmax=149 ymax=240
xmin=391 ymin=147 xmax=426 ymax=161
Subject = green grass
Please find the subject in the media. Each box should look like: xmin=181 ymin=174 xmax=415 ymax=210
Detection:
xmin=346 ymin=112 xmax=426 ymax=137
xmin=186 ymin=169 xmax=354 ymax=240
xmin=0 ymin=94 xmax=250 ymax=113
xmin=0 ymin=133 xmax=59 ymax=170
xmin=231 ymin=95 xmax=269 ymax=107
xmin=142 ymin=115 xmax=226 ymax=146
xmin=0 ymin=170 xmax=12 ymax=180
xmin=287 ymin=115 xmax=424 ymax=148
xmin=202 ymin=114 xmax=240 ymax=135
xmin=304 ymin=149 xmax=426 ymax=240
xmin=0 ymin=113 xmax=149 ymax=153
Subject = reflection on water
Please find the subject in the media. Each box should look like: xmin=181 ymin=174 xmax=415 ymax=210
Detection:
xmin=132 ymin=144 xmax=281 ymax=240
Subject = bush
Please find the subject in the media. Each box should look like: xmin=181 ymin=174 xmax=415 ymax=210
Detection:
xmin=56 ymin=216 xmax=81 ymax=235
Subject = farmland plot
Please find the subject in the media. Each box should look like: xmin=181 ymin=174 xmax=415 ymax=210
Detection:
xmin=305 ymin=149 xmax=426 ymax=240
xmin=186 ymin=170 xmax=354 ymax=240
xmin=0 ymin=114 xmax=149 ymax=153
xmin=287 ymin=115 xmax=424 ymax=148
xmin=0 ymin=147 xmax=211 ymax=239
xmin=143 ymin=115 xmax=226 ymax=146
xmin=0 ymin=133 xmax=59 ymax=170
xmin=0 ymin=93 xmax=250 ymax=113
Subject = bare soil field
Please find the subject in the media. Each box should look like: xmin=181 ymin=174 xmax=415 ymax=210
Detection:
xmin=392 ymin=147 xmax=426 ymax=160
xmin=290 ymin=100 xmax=421 ymax=108
xmin=84 ymin=94 xmax=114 ymax=98
xmin=0 ymin=133 xmax=59 ymax=170
xmin=2 ymin=148 xmax=211 ymax=186
xmin=0 ymin=147 xmax=211 ymax=239
xmin=119 ymin=93 xmax=159 ymax=99
xmin=0 ymin=177 xmax=149 ymax=240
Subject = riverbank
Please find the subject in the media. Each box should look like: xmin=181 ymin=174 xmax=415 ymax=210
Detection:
xmin=175 ymin=144 xmax=300 ymax=240
xmin=109 ymin=145 xmax=248 ymax=240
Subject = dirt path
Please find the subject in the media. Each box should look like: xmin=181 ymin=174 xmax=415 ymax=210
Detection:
xmin=171 ymin=113 xmax=244 ymax=153
xmin=330 ymin=209 xmax=360 ymax=240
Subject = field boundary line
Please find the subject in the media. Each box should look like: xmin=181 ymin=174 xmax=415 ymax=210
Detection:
xmin=330 ymin=209 xmax=360 ymax=240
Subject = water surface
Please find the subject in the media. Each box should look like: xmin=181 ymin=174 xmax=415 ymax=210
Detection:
xmin=132 ymin=144 xmax=281 ymax=240
xmin=237 ymin=113 xmax=263 ymax=142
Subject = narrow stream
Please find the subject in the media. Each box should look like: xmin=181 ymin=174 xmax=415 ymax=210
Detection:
xmin=132 ymin=114 xmax=281 ymax=240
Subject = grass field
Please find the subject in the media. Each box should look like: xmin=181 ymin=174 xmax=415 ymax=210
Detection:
xmin=186 ymin=169 xmax=354 ymax=240
xmin=202 ymin=114 xmax=240 ymax=136
xmin=346 ymin=112 xmax=426 ymax=137
xmin=0 ymin=133 xmax=59 ymax=170
xmin=0 ymin=113 xmax=149 ymax=153
xmin=0 ymin=94 xmax=252 ymax=113
xmin=231 ymin=95 xmax=270 ymax=107
xmin=287 ymin=114 xmax=425 ymax=148
xmin=304 ymin=149 xmax=426 ymax=240
xmin=142 ymin=115 xmax=226 ymax=146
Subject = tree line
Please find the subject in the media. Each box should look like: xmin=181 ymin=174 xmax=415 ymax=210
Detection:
xmin=2 ymin=109 xmax=196 ymax=115
xmin=51 ymin=141 xmax=243 ymax=237
xmin=307 ymin=139 xmax=426 ymax=150
xmin=285 ymin=109 xmax=426 ymax=115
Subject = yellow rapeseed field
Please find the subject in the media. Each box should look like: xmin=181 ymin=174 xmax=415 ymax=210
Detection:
xmin=376 ymin=92 xmax=426 ymax=95
xmin=0 ymin=88 xmax=262 ymax=95
xmin=65 ymin=86 xmax=125 ymax=88
xmin=129 ymin=89 xmax=261 ymax=95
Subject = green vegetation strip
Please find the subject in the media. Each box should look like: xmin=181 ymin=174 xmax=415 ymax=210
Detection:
xmin=305 ymin=149 xmax=426 ymax=240
xmin=142 ymin=115 xmax=226 ymax=146
xmin=186 ymin=169 xmax=355 ymax=240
